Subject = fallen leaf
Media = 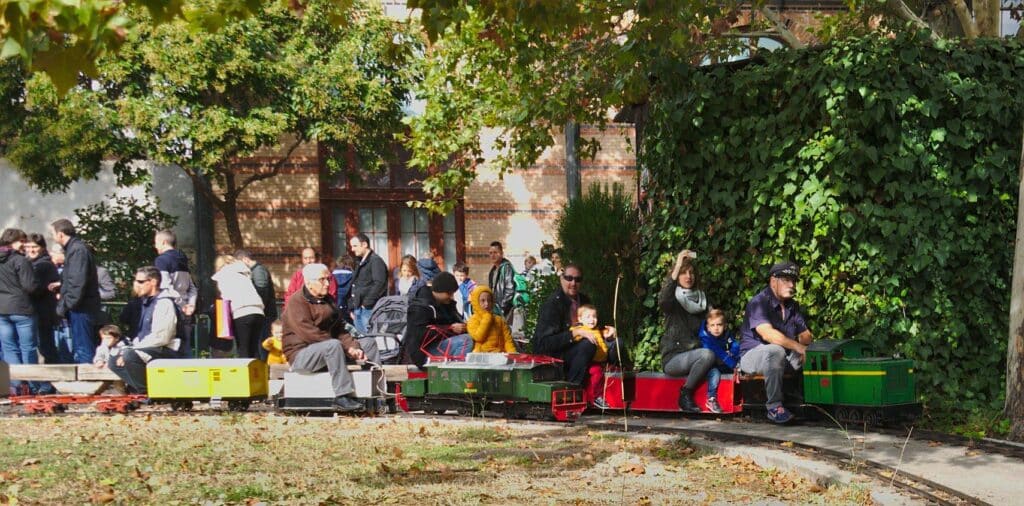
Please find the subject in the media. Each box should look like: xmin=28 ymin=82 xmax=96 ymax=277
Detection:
xmin=965 ymin=450 xmax=982 ymax=457
xmin=780 ymin=441 xmax=794 ymax=448
xmin=90 ymin=490 xmax=115 ymax=504
xmin=618 ymin=463 xmax=646 ymax=475
xmin=392 ymin=447 xmax=403 ymax=458
xmin=21 ymin=458 xmax=39 ymax=467
xmin=809 ymin=484 xmax=825 ymax=493
xmin=928 ymin=441 xmax=943 ymax=447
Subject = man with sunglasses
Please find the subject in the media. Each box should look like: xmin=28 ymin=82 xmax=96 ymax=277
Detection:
xmin=533 ymin=265 xmax=618 ymax=386
xmin=108 ymin=266 xmax=182 ymax=394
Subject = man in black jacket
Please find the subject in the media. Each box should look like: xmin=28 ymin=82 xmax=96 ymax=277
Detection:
xmin=402 ymin=272 xmax=473 ymax=367
xmin=487 ymin=241 xmax=516 ymax=317
xmin=50 ymin=219 xmax=102 ymax=364
xmin=348 ymin=233 xmax=388 ymax=333
xmin=532 ymin=264 xmax=607 ymax=385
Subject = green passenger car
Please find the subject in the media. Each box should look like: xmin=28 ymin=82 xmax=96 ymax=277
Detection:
xmin=399 ymin=353 xmax=586 ymax=421
xmin=803 ymin=339 xmax=920 ymax=423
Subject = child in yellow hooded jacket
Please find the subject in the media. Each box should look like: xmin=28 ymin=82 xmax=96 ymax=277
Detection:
xmin=467 ymin=285 xmax=517 ymax=353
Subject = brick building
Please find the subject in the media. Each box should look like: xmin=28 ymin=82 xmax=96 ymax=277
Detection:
xmin=215 ymin=125 xmax=637 ymax=290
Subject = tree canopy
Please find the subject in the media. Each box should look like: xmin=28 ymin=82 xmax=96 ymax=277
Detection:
xmin=1 ymin=0 xmax=420 ymax=248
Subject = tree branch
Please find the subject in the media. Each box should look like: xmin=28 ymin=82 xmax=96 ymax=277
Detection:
xmin=236 ymin=137 xmax=305 ymax=195
xmin=948 ymin=0 xmax=979 ymax=38
xmin=758 ymin=6 xmax=806 ymax=49
xmin=178 ymin=165 xmax=226 ymax=211
xmin=886 ymin=0 xmax=943 ymax=40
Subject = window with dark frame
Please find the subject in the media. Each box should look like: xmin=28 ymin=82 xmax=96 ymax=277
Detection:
xmin=319 ymin=144 xmax=465 ymax=272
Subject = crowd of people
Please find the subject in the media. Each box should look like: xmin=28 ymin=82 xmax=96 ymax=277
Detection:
xmin=1 ymin=221 xmax=811 ymax=422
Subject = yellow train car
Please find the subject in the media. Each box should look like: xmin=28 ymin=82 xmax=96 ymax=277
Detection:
xmin=147 ymin=359 xmax=269 ymax=411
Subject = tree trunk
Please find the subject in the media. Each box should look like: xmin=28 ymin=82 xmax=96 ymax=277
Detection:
xmin=220 ymin=195 xmax=245 ymax=251
xmin=1007 ymin=123 xmax=1024 ymax=441
xmin=973 ymin=0 xmax=1002 ymax=37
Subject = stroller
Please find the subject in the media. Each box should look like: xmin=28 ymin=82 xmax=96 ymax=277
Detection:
xmin=354 ymin=296 xmax=409 ymax=364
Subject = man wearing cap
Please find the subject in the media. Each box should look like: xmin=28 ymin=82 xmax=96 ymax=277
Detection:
xmin=402 ymin=272 xmax=473 ymax=367
xmin=738 ymin=261 xmax=813 ymax=424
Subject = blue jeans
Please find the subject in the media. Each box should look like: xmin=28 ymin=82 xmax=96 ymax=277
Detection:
xmin=353 ymin=307 xmax=372 ymax=334
xmin=68 ymin=310 xmax=97 ymax=364
xmin=707 ymin=368 xmax=721 ymax=399
xmin=424 ymin=333 xmax=473 ymax=359
xmin=0 ymin=314 xmax=41 ymax=392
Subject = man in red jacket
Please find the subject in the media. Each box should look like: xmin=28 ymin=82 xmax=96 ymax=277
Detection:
xmin=283 ymin=248 xmax=337 ymax=307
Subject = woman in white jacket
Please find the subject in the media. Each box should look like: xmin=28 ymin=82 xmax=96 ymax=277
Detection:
xmin=212 ymin=255 xmax=265 ymax=359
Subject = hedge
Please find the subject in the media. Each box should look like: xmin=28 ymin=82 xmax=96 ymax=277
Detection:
xmin=635 ymin=31 xmax=1024 ymax=413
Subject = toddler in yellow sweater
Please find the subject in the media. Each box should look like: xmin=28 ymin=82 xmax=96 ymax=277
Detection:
xmin=261 ymin=320 xmax=288 ymax=365
xmin=467 ymin=286 xmax=517 ymax=353
xmin=571 ymin=304 xmax=617 ymax=363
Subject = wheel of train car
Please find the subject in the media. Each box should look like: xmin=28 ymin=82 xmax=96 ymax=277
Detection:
xmin=227 ymin=400 xmax=251 ymax=412
xmin=170 ymin=400 xmax=193 ymax=412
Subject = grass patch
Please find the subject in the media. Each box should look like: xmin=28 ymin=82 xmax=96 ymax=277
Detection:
xmin=0 ymin=414 xmax=878 ymax=504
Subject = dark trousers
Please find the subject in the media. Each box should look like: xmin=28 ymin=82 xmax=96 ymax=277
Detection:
xmin=555 ymin=339 xmax=598 ymax=386
xmin=109 ymin=346 xmax=180 ymax=394
xmin=36 ymin=321 xmax=58 ymax=364
xmin=233 ymin=314 xmax=266 ymax=359
xmin=68 ymin=310 xmax=97 ymax=364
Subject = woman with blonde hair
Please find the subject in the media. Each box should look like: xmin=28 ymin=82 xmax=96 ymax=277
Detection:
xmin=393 ymin=255 xmax=423 ymax=296
xmin=211 ymin=254 xmax=265 ymax=359
xmin=659 ymin=249 xmax=716 ymax=413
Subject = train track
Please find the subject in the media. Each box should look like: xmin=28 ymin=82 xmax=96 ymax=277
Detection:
xmin=579 ymin=417 xmax=988 ymax=506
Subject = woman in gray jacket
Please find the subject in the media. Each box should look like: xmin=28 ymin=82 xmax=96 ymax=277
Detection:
xmin=0 ymin=228 xmax=40 ymax=393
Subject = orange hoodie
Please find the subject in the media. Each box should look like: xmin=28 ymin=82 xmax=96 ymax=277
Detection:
xmin=467 ymin=286 xmax=517 ymax=353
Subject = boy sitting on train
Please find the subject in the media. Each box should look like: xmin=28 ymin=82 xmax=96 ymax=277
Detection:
xmin=699 ymin=309 xmax=740 ymax=414
xmin=467 ymin=286 xmax=517 ymax=353
xmin=262 ymin=320 xmax=288 ymax=365
xmin=570 ymin=304 xmax=618 ymax=409
xmin=93 ymin=324 xmax=126 ymax=369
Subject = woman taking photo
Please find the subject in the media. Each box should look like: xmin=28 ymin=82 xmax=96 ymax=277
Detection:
xmin=659 ymin=249 xmax=717 ymax=413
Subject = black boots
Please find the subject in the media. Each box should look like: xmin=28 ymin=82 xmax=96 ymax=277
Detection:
xmin=678 ymin=388 xmax=701 ymax=413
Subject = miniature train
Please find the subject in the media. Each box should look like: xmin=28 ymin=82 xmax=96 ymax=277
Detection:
xmin=3 ymin=339 xmax=921 ymax=424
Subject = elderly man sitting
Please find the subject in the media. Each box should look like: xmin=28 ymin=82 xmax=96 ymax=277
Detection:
xmin=281 ymin=263 xmax=372 ymax=412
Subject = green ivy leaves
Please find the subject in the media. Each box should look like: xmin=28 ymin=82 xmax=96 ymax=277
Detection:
xmin=638 ymin=32 xmax=1023 ymax=415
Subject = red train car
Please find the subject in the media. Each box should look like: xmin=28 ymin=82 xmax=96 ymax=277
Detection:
xmin=600 ymin=372 xmax=742 ymax=414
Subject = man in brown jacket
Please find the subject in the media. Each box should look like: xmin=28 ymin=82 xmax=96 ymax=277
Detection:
xmin=281 ymin=263 xmax=365 ymax=412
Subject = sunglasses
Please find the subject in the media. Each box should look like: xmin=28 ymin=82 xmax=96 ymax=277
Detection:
xmin=133 ymin=278 xmax=150 ymax=284
xmin=562 ymin=274 xmax=583 ymax=283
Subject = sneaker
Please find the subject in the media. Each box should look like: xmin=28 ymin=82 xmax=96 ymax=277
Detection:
xmin=766 ymin=406 xmax=793 ymax=424
xmin=705 ymin=397 xmax=722 ymax=414
xmin=334 ymin=396 xmax=366 ymax=413
xmin=678 ymin=391 xmax=701 ymax=413
xmin=592 ymin=397 xmax=610 ymax=410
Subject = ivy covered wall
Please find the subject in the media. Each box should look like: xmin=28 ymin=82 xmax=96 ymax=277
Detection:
xmin=636 ymin=32 xmax=1024 ymax=413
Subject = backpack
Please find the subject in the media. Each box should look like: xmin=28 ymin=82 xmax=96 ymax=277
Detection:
xmin=362 ymin=295 xmax=410 ymax=364
xmin=512 ymin=272 xmax=530 ymax=307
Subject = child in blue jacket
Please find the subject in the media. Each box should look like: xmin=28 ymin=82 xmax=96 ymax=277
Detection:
xmin=699 ymin=309 xmax=741 ymax=413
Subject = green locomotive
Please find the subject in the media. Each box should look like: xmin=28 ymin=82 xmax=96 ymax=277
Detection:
xmin=802 ymin=339 xmax=921 ymax=424
xmin=399 ymin=353 xmax=587 ymax=421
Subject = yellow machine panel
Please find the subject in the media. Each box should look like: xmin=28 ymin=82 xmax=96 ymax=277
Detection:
xmin=147 ymin=359 xmax=268 ymax=399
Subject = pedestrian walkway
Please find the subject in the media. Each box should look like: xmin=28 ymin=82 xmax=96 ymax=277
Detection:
xmin=582 ymin=415 xmax=1023 ymax=505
